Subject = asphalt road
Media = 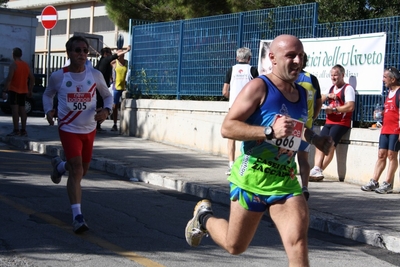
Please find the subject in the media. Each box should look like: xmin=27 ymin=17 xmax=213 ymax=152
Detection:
xmin=0 ymin=142 xmax=399 ymax=267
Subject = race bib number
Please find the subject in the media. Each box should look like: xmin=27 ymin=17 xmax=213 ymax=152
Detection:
xmin=66 ymin=93 xmax=92 ymax=111
xmin=265 ymin=115 xmax=304 ymax=151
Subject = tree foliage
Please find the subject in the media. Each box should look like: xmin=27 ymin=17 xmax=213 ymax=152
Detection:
xmin=100 ymin=0 xmax=400 ymax=31
xmin=101 ymin=0 xmax=231 ymax=29
xmin=275 ymin=0 xmax=400 ymax=22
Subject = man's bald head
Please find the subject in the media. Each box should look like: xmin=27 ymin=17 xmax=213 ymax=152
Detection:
xmin=268 ymin=34 xmax=304 ymax=82
xmin=269 ymin=34 xmax=303 ymax=56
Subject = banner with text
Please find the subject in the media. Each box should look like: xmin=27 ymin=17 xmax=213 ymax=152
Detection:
xmin=258 ymin=33 xmax=387 ymax=95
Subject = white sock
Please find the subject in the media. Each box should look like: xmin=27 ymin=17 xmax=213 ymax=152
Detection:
xmin=57 ymin=161 xmax=66 ymax=174
xmin=71 ymin=204 xmax=82 ymax=220
xmin=229 ymin=161 xmax=234 ymax=168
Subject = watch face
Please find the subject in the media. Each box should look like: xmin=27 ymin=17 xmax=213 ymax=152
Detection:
xmin=265 ymin=127 xmax=272 ymax=135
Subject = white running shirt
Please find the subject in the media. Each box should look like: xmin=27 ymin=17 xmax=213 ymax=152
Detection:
xmin=228 ymin=64 xmax=253 ymax=108
xmin=43 ymin=67 xmax=112 ymax=133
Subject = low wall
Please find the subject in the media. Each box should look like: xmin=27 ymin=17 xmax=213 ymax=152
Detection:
xmin=120 ymin=99 xmax=230 ymax=156
xmin=120 ymin=99 xmax=399 ymax=190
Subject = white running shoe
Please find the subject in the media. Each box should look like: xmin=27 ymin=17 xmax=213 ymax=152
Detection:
xmin=309 ymin=166 xmax=324 ymax=182
xmin=185 ymin=199 xmax=213 ymax=247
xmin=375 ymin=181 xmax=393 ymax=194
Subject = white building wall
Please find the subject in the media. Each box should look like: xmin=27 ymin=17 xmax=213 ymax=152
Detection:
xmin=93 ymin=4 xmax=108 ymax=16
xmin=69 ymin=3 xmax=91 ymax=19
xmin=8 ymin=0 xmax=89 ymax=8
xmin=0 ymin=8 xmax=38 ymax=85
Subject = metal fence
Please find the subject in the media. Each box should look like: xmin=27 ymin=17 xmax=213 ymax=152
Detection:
xmin=129 ymin=3 xmax=317 ymax=97
xmin=33 ymin=54 xmax=99 ymax=76
xmin=128 ymin=2 xmax=400 ymax=124
xmin=315 ymin=17 xmax=400 ymax=124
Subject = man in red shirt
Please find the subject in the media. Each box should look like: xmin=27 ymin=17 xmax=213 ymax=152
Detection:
xmin=4 ymin=47 xmax=35 ymax=137
xmin=310 ymin=64 xmax=356 ymax=181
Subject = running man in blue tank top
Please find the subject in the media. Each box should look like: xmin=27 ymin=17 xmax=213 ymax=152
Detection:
xmin=296 ymin=53 xmax=322 ymax=198
xmin=185 ymin=34 xmax=333 ymax=267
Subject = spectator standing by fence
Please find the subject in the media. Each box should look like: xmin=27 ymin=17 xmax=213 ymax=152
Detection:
xmin=361 ymin=67 xmax=400 ymax=194
xmin=310 ymin=64 xmax=356 ymax=181
xmin=222 ymin=47 xmax=258 ymax=175
xmin=95 ymin=46 xmax=131 ymax=131
xmin=4 ymin=47 xmax=35 ymax=137
xmin=110 ymin=50 xmax=128 ymax=131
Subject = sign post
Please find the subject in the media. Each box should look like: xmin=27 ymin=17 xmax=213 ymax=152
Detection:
xmin=41 ymin=5 xmax=58 ymax=84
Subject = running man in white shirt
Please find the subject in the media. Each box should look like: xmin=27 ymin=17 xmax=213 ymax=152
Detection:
xmin=43 ymin=35 xmax=113 ymax=233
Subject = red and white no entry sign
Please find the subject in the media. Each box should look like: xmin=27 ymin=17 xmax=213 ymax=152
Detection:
xmin=41 ymin=5 xmax=58 ymax=30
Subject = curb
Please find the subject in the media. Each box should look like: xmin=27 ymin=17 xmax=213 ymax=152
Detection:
xmin=309 ymin=210 xmax=400 ymax=253
xmin=2 ymin=135 xmax=399 ymax=253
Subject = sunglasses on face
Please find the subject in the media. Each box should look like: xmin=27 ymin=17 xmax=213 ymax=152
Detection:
xmin=73 ymin=47 xmax=89 ymax=54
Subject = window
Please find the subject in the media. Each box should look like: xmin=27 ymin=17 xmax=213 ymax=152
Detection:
xmin=93 ymin=16 xmax=115 ymax=32
xmin=70 ymin=18 xmax=90 ymax=34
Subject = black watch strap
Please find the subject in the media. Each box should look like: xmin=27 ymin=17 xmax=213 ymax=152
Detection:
xmin=264 ymin=126 xmax=274 ymax=140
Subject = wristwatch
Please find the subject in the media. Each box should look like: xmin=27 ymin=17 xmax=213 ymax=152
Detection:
xmin=105 ymin=107 xmax=111 ymax=115
xmin=264 ymin=126 xmax=274 ymax=140
xmin=332 ymin=107 xmax=337 ymax=113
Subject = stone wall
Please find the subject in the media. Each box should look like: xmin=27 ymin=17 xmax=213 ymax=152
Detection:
xmin=120 ymin=99 xmax=396 ymax=189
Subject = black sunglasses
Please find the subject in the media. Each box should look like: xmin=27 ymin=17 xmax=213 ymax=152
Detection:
xmin=74 ymin=47 xmax=89 ymax=54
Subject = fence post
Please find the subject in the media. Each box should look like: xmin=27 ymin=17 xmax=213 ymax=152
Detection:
xmin=312 ymin=2 xmax=319 ymax=37
xmin=238 ymin=12 xmax=244 ymax=48
xmin=128 ymin=18 xmax=134 ymax=95
xmin=176 ymin=20 xmax=184 ymax=100
xmin=46 ymin=30 xmax=51 ymax=86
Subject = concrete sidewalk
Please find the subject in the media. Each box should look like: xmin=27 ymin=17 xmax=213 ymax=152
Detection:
xmin=1 ymin=116 xmax=400 ymax=253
